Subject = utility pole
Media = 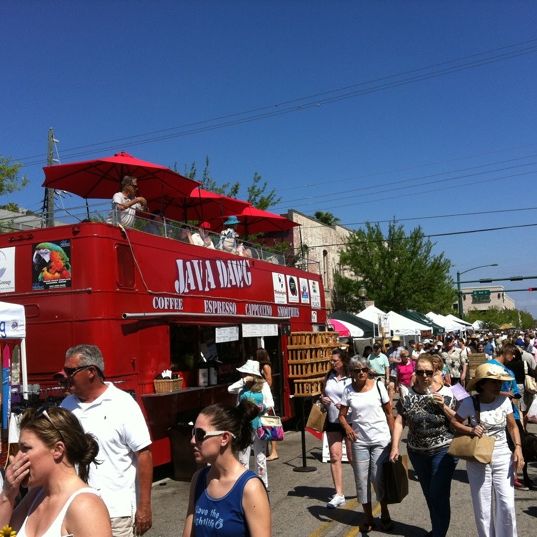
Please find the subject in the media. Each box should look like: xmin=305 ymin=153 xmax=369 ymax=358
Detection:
xmin=42 ymin=127 xmax=56 ymax=227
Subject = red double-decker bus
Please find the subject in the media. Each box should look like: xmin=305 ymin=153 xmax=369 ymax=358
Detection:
xmin=0 ymin=213 xmax=326 ymax=467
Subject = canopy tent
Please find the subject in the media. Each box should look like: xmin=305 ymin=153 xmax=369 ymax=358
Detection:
xmin=386 ymin=311 xmax=431 ymax=336
xmin=356 ymin=305 xmax=386 ymax=326
xmin=156 ymin=187 xmax=251 ymax=223
xmin=0 ymin=301 xmax=27 ymax=429
xmin=330 ymin=310 xmax=376 ymax=338
xmin=426 ymin=312 xmax=467 ymax=332
xmin=446 ymin=314 xmax=473 ymax=327
xmin=328 ymin=319 xmax=364 ymax=338
xmin=472 ymin=320 xmax=485 ymax=330
xmin=400 ymin=310 xmax=445 ymax=335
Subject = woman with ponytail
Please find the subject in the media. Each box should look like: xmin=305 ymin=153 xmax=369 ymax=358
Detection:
xmin=182 ymin=401 xmax=271 ymax=537
xmin=0 ymin=406 xmax=111 ymax=537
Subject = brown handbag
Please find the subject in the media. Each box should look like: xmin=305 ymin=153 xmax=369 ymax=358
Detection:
xmin=448 ymin=395 xmax=495 ymax=464
xmin=306 ymin=399 xmax=327 ymax=432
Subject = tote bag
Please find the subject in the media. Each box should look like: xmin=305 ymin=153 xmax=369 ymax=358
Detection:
xmin=258 ymin=414 xmax=284 ymax=441
xmin=382 ymin=456 xmax=409 ymax=504
xmin=448 ymin=395 xmax=495 ymax=464
xmin=306 ymin=400 xmax=327 ymax=433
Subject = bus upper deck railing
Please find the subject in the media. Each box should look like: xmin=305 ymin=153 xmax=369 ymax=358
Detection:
xmin=0 ymin=204 xmax=301 ymax=266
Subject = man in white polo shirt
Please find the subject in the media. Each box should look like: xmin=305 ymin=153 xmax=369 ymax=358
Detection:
xmin=61 ymin=344 xmax=153 ymax=537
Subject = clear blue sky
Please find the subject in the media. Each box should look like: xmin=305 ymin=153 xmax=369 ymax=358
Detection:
xmin=2 ymin=1 xmax=537 ymax=315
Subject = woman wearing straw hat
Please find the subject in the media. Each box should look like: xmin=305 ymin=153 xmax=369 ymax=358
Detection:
xmin=228 ymin=360 xmax=274 ymax=489
xmin=451 ymin=363 xmax=524 ymax=537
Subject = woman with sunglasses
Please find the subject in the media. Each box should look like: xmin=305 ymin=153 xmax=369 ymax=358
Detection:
xmin=451 ymin=363 xmax=524 ymax=537
xmin=389 ymin=354 xmax=457 ymax=537
xmin=338 ymin=356 xmax=394 ymax=533
xmin=182 ymin=401 xmax=271 ymax=537
xmin=320 ymin=348 xmax=352 ymax=509
xmin=0 ymin=407 xmax=111 ymax=537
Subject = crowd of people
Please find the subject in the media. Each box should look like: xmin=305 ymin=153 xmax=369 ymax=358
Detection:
xmin=319 ymin=330 xmax=537 ymax=536
xmin=2 ymin=330 xmax=537 ymax=536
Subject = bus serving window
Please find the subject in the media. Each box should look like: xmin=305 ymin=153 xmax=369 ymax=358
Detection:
xmin=116 ymin=244 xmax=135 ymax=289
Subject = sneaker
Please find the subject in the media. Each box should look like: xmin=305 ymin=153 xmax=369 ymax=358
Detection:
xmin=326 ymin=494 xmax=345 ymax=508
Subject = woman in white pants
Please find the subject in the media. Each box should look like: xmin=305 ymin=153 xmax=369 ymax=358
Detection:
xmin=452 ymin=363 xmax=525 ymax=537
xmin=228 ymin=359 xmax=273 ymax=489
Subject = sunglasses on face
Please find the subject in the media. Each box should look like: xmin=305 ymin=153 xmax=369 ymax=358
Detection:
xmin=415 ymin=369 xmax=434 ymax=377
xmin=63 ymin=365 xmax=93 ymax=379
xmin=352 ymin=367 xmax=370 ymax=374
xmin=191 ymin=428 xmax=236 ymax=443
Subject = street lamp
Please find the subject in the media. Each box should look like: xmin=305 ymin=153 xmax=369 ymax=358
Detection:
xmin=456 ymin=264 xmax=498 ymax=318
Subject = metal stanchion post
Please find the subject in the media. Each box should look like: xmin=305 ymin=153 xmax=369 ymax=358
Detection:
xmin=293 ymin=396 xmax=316 ymax=473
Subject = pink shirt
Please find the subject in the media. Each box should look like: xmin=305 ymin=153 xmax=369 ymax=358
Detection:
xmin=396 ymin=361 xmax=415 ymax=387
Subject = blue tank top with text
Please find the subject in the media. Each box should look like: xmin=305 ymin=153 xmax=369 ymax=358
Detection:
xmin=193 ymin=467 xmax=258 ymax=536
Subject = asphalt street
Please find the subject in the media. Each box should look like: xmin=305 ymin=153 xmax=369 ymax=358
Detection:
xmin=147 ymin=425 xmax=537 ymax=537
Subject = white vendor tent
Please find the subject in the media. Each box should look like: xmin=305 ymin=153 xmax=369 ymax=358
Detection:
xmin=0 ymin=301 xmax=28 ymax=430
xmin=472 ymin=320 xmax=485 ymax=330
xmin=426 ymin=312 xmax=466 ymax=332
xmin=446 ymin=314 xmax=473 ymax=327
xmin=387 ymin=311 xmax=430 ymax=336
xmin=356 ymin=305 xmax=385 ymax=325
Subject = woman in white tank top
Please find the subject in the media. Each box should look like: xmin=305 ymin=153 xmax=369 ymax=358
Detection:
xmin=0 ymin=407 xmax=111 ymax=537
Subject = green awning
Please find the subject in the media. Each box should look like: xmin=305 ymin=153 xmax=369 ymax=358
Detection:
xmin=399 ymin=310 xmax=445 ymax=335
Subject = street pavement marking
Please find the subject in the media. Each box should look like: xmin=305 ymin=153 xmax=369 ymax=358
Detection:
xmin=342 ymin=503 xmax=381 ymax=537
xmin=308 ymin=500 xmax=381 ymax=537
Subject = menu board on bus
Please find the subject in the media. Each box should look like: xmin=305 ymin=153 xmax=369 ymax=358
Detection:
xmin=32 ymin=240 xmax=72 ymax=290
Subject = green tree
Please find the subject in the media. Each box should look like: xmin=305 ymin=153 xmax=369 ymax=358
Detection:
xmin=0 ymin=202 xmax=21 ymax=212
xmin=331 ymin=272 xmax=364 ymax=313
xmin=0 ymin=157 xmax=28 ymax=196
xmin=314 ymin=211 xmax=340 ymax=226
xmin=465 ymin=307 xmax=535 ymax=330
xmin=338 ymin=221 xmax=456 ymax=313
xmin=182 ymin=157 xmax=280 ymax=209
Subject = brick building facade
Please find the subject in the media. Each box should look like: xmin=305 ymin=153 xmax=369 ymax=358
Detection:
xmin=286 ymin=209 xmax=354 ymax=311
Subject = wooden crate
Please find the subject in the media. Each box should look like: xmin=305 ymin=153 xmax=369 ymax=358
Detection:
xmin=292 ymin=377 xmax=324 ymax=397
xmin=288 ymin=331 xmax=339 ymax=397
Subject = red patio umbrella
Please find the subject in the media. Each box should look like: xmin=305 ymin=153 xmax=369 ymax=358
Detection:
xmin=211 ymin=206 xmax=299 ymax=235
xmin=157 ymin=187 xmax=251 ymax=223
xmin=42 ymin=151 xmax=199 ymax=204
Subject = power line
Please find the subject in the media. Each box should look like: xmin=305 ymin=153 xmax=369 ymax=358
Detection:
xmin=273 ymin=154 xmax=537 ymax=209
xmin=15 ymin=36 xmax=537 ymax=168
xmin=297 ymin=206 xmax=537 ymax=230
xmin=304 ymin=222 xmax=537 ymax=249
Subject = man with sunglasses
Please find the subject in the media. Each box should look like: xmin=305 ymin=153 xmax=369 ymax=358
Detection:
xmin=111 ymin=175 xmax=147 ymax=227
xmin=61 ymin=344 xmax=153 ymax=537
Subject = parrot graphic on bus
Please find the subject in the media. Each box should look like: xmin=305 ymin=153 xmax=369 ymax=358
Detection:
xmin=33 ymin=242 xmax=71 ymax=282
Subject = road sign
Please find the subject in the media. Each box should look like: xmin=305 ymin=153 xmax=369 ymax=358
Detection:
xmin=472 ymin=289 xmax=491 ymax=303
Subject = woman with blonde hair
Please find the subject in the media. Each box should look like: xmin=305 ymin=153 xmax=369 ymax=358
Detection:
xmin=0 ymin=406 xmax=111 ymax=537
xmin=390 ymin=354 xmax=457 ymax=537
